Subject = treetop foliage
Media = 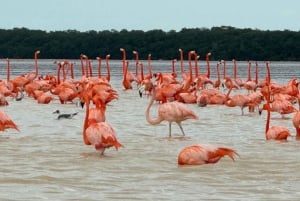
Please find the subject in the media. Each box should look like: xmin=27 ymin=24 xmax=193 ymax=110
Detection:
xmin=0 ymin=26 xmax=299 ymax=61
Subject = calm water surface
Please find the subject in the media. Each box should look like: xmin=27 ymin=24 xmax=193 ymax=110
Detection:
xmin=0 ymin=60 xmax=300 ymax=200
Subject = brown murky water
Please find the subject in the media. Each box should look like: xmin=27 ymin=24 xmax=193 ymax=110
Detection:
xmin=0 ymin=59 xmax=300 ymax=200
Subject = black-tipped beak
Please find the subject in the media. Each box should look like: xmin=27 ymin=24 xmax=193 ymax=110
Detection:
xmin=139 ymin=90 xmax=143 ymax=98
xmin=80 ymin=101 xmax=85 ymax=108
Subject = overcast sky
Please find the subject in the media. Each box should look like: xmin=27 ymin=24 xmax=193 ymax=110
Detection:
xmin=1 ymin=0 xmax=299 ymax=32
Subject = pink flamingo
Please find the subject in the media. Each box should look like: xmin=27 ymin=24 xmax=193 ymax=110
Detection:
xmin=139 ymin=63 xmax=154 ymax=97
xmin=96 ymin=54 xmax=111 ymax=82
xmin=120 ymin=48 xmax=137 ymax=84
xmin=81 ymin=92 xmax=123 ymax=155
xmin=133 ymin=50 xmax=142 ymax=85
xmin=145 ymin=87 xmax=199 ymax=137
xmin=178 ymin=144 xmax=239 ymax=165
xmin=264 ymin=61 xmax=291 ymax=141
xmin=213 ymin=62 xmax=221 ymax=89
xmin=232 ymin=59 xmax=243 ymax=87
xmin=224 ymin=77 xmax=256 ymax=115
xmin=242 ymin=61 xmax=257 ymax=92
xmin=205 ymin=52 xmax=211 ymax=79
xmin=0 ymin=110 xmax=19 ymax=132
xmin=96 ymin=56 xmax=102 ymax=78
xmin=292 ymin=110 xmax=300 ymax=140
xmin=11 ymin=51 xmax=40 ymax=90
xmin=144 ymin=53 xmax=153 ymax=80
xmin=122 ymin=61 xmax=133 ymax=90
xmin=25 ymin=50 xmax=40 ymax=81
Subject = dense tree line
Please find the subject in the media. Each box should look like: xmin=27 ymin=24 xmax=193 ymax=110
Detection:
xmin=0 ymin=26 xmax=299 ymax=61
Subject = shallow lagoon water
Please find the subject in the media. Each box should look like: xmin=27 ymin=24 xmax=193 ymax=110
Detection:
xmin=0 ymin=59 xmax=300 ymax=200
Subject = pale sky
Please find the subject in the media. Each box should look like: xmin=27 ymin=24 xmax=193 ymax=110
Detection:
xmin=1 ymin=0 xmax=299 ymax=32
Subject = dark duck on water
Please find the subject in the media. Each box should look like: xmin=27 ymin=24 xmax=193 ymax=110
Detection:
xmin=53 ymin=110 xmax=78 ymax=120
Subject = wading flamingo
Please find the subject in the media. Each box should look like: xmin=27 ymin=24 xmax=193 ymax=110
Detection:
xmin=81 ymin=92 xmax=123 ymax=155
xmin=11 ymin=51 xmax=40 ymax=90
xmin=0 ymin=110 xmax=19 ymax=132
xmin=178 ymin=144 xmax=239 ymax=165
xmin=25 ymin=50 xmax=40 ymax=81
xmin=264 ymin=61 xmax=291 ymax=141
xmin=145 ymin=87 xmax=199 ymax=137
xmin=292 ymin=110 xmax=300 ymax=140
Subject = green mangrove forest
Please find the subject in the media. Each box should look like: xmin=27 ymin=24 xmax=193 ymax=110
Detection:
xmin=0 ymin=26 xmax=299 ymax=61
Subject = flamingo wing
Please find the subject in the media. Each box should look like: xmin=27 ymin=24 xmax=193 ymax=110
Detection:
xmin=178 ymin=144 xmax=238 ymax=165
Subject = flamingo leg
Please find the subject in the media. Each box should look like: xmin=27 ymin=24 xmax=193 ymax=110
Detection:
xmin=168 ymin=122 xmax=172 ymax=137
xmin=177 ymin=122 xmax=185 ymax=136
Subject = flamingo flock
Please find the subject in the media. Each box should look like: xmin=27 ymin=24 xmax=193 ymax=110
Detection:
xmin=1 ymin=48 xmax=300 ymax=167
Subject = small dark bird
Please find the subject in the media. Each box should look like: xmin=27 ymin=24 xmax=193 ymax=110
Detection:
xmin=53 ymin=110 xmax=78 ymax=120
xmin=15 ymin=90 xmax=24 ymax=101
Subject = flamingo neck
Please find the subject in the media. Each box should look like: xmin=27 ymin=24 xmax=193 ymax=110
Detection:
xmin=148 ymin=54 xmax=152 ymax=78
xmin=222 ymin=61 xmax=226 ymax=79
xmin=194 ymin=54 xmax=199 ymax=77
xmin=255 ymin=62 xmax=258 ymax=84
xmin=265 ymin=103 xmax=271 ymax=138
xmin=216 ymin=63 xmax=220 ymax=80
xmin=224 ymin=87 xmax=234 ymax=107
xmin=83 ymin=97 xmax=92 ymax=145
xmin=206 ymin=54 xmax=210 ymax=78
xmin=296 ymin=127 xmax=300 ymax=139
xmin=233 ymin=60 xmax=237 ymax=79
xmin=56 ymin=63 xmax=62 ymax=84
xmin=140 ymin=64 xmax=144 ymax=80
xmin=179 ymin=50 xmax=184 ymax=74
xmin=6 ymin=59 xmax=10 ymax=82
xmin=35 ymin=54 xmax=38 ymax=74
xmin=145 ymin=88 xmax=163 ymax=125
xmin=97 ymin=58 xmax=102 ymax=78
xmin=70 ymin=63 xmax=74 ymax=79
xmin=106 ymin=57 xmax=110 ymax=82
xmin=247 ymin=62 xmax=252 ymax=81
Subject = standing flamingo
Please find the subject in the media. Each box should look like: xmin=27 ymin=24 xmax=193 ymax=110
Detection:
xmin=264 ymin=61 xmax=291 ymax=141
xmin=145 ymin=87 xmax=199 ymax=137
xmin=232 ymin=59 xmax=243 ymax=87
xmin=292 ymin=110 xmax=300 ymax=140
xmin=178 ymin=144 xmax=239 ymax=165
xmin=81 ymin=92 xmax=123 ymax=155
xmin=25 ymin=50 xmax=40 ymax=81
xmin=96 ymin=54 xmax=111 ymax=82
xmin=0 ymin=110 xmax=19 ymax=132
xmin=11 ymin=51 xmax=40 ymax=90
xmin=213 ymin=62 xmax=221 ymax=89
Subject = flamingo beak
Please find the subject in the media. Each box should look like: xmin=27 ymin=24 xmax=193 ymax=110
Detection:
xmin=80 ymin=101 xmax=85 ymax=108
xmin=138 ymin=85 xmax=145 ymax=98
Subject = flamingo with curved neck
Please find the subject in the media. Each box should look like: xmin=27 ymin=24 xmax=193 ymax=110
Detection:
xmin=145 ymin=53 xmax=153 ymax=79
xmin=25 ymin=50 xmax=40 ymax=81
xmin=178 ymin=48 xmax=184 ymax=77
xmin=205 ymin=52 xmax=211 ymax=79
xmin=105 ymin=54 xmax=111 ymax=82
xmin=81 ymin=91 xmax=123 ymax=154
xmin=96 ymin=56 xmax=102 ymax=78
xmin=145 ymin=87 xmax=199 ymax=137
xmin=264 ymin=61 xmax=291 ymax=141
